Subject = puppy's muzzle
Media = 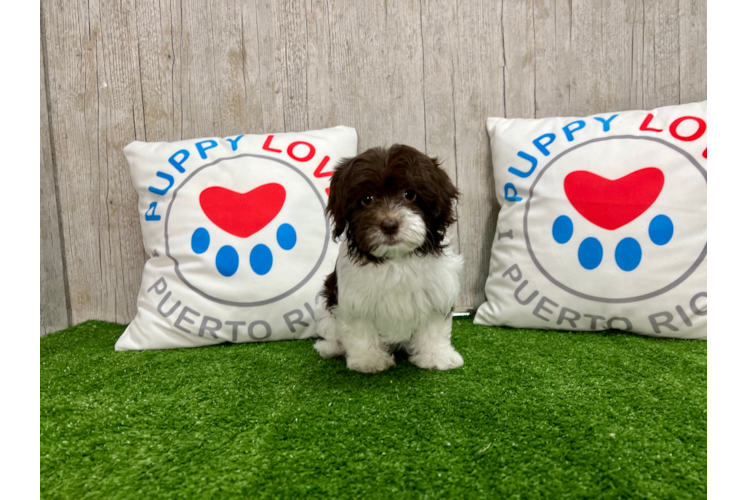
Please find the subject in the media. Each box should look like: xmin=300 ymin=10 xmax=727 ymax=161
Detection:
xmin=380 ymin=219 xmax=399 ymax=235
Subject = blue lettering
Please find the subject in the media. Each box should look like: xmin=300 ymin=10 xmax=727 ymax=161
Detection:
xmin=145 ymin=201 xmax=161 ymax=221
xmin=148 ymin=171 xmax=175 ymax=196
xmin=532 ymin=133 xmax=556 ymax=156
xmin=562 ymin=120 xmax=586 ymax=142
xmin=226 ymin=135 xmax=244 ymax=151
xmin=168 ymin=150 xmax=189 ymax=173
xmin=593 ymin=114 xmax=618 ymax=132
xmin=504 ymin=183 xmax=522 ymax=202
xmin=195 ymin=140 xmax=218 ymax=159
xmin=508 ymin=151 xmax=538 ymax=178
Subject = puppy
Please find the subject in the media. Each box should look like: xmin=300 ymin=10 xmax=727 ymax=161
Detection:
xmin=314 ymin=144 xmax=464 ymax=374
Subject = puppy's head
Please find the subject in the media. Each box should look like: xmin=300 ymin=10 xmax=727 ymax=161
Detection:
xmin=327 ymin=144 xmax=459 ymax=262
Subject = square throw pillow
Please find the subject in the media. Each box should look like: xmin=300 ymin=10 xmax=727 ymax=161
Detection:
xmin=475 ymin=102 xmax=706 ymax=339
xmin=116 ymin=126 xmax=357 ymax=350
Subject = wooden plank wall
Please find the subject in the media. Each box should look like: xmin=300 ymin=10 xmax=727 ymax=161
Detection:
xmin=40 ymin=33 xmax=69 ymax=336
xmin=40 ymin=0 xmax=707 ymax=333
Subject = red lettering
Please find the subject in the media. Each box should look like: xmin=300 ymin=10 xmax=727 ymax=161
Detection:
xmin=325 ymin=187 xmax=330 ymax=196
xmin=287 ymin=141 xmax=316 ymax=162
xmin=702 ymin=148 xmax=707 ymax=159
xmin=639 ymin=113 xmax=664 ymax=132
xmin=262 ymin=135 xmax=283 ymax=153
xmin=313 ymin=156 xmax=333 ymax=178
xmin=704 ymin=148 xmax=719 ymax=160
xmin=669 ymin=116 xmax=706 ymax=142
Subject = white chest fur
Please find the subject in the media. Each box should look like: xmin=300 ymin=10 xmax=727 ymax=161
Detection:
xmin=335 ymin=244 xmax=463 ymax=341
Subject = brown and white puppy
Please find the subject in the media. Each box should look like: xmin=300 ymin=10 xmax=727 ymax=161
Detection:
xmin=314 ymin=144 xmax=464 ymax=373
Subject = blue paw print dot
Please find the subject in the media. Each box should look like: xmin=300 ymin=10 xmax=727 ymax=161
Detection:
xmin=192 ymin=223 xmax=298 ymax=277
xmin=615 ymin=237 xmax=642 ymax=271
xmin=250 ymin=244 xmax=273 ymax=275
xmin=191 ymin=228 xmax=210 ymax=254
xmin=649 ymin=215 xmax=674 ymax=246
xmin=555 ymin=213 xmax=673 ymax=272
xmin=552 ymin=216 xmax=574 ymax=244
xmin=277 ymin=223 xmax=297 ymax=250
xmin=216 ymin=245 xmax=239 ymax=277
xmin=578 ymin=237 xmax=603 ymax=270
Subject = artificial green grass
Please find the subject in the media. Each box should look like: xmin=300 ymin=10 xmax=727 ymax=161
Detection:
xmin=41 ymin=318 xmax=706 ymax=499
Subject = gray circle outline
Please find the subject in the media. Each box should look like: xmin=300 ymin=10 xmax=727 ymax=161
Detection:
xmin=164 ymin=153 xmax=330 ymax=307
xmin=523 ymin=135 xmax=707 ymax=304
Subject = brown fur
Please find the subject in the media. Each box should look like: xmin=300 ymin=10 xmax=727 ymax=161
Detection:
xmin=325 ymin=144 xmax=459 ymax=265
xmin=321 ymin=268 xmax=338 ymax=310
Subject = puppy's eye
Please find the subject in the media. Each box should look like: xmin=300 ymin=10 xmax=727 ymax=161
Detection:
xmin=403 ymin=190 xmax=417 ymax=202
xmin=361 ymin=195 xmax=375 ymax=207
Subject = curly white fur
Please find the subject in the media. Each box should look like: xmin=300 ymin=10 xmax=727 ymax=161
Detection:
xmin=315 ymin=234 xmax=464 ymax=374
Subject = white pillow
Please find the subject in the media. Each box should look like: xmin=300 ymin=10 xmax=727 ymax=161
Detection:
xmin=475 ymin=102 xmax=706 ymax=339
xmin=116 ymin=126 xmax=357 ymax=350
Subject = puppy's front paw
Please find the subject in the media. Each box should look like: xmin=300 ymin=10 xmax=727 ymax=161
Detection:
xmin=410 ymin=347 xmax=464 ymax=371
xmin=346 ymin=353 xmax=395 ymax=374
xmin=314 ymin=339 xmax=345 ymax=359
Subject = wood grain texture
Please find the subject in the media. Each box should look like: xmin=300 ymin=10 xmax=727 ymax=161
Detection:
xmin=422 ymin=0 xmax=506 ymax=308
xmin=678 ymin=0 xmax=707 ymax=105
xmin=132 ymin=0 xmax=181 ymax=143
xmin=326 ymin=0 xmax=426 ymax=151
xmin=420 ymin=0 xmax=459 ymax=250
xmin=41 ymin=0 xmax=707 ymax=324
xmin=641 ymin=0 xmax=681 ymax=109
xmin=42 ymin=0 xmax=147 ymax=325
xmin=532 ymin=0 xmax=572 ymax=118
xmin=502 ymin=0 xmax=535 ymax=119
xmin=40 ymin=40 xmax=69 ymax=336
xmin=568 ymin=0 xmax=635 ymax=114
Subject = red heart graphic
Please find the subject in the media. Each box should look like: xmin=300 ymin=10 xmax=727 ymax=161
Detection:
xmin=199 ymin=184 xmax=286 ymax=238
xmin=564 ymin=168 xmax=664 ymax=230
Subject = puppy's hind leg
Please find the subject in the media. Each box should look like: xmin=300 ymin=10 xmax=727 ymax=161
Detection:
xmin=313 ymin=306 xmax=346 ymax=359
xmin=408 ymin=314 xmax=464 ymax=371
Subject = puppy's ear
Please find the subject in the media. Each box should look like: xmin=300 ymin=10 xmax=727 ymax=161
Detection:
xmin=432 ymin=157 xmax=459 ymax=224
xmin=416 ymin=155 xmax=459 ymax=228
xmin=326 ymin=156 xmax=354 ymax=240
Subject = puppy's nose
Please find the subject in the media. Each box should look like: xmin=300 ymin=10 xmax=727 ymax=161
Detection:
xmin=380 ymin=219 xmax=399 ymax=235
